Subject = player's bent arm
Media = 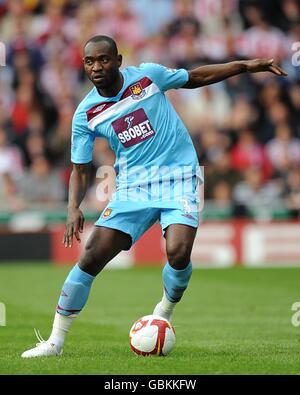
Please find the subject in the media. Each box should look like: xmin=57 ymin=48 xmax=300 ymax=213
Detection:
xmin=64 ymin=162 xmax=92 ymax=247
xmin=182 ymin=59 xmax=287 ymax=89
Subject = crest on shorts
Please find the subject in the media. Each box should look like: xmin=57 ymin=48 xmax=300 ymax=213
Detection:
xmin=130 ymin=83 xmax=146 ymax=100
xmin=103 ymin=208 xmax=112 ymax=218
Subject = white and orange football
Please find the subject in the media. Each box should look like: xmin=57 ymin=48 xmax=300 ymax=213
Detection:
xmin=129 ymin=314 xmax=176 ymax=356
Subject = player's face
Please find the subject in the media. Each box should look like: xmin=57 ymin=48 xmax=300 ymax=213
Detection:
xmin=83 ymin=41 xmax=122 ymax=89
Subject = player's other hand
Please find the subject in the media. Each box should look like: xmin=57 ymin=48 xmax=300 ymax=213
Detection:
xmin=246 ymin=59 xmax=288 ymax=76
xmin=63 ymin=207 xmax=85 ymax=247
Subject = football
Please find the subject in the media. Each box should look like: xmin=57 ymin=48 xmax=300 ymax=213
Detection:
xmin=129 ymin=314 xmax=176 ymax=356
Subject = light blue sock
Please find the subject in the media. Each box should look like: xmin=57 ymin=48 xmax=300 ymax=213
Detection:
xmin=163 ymin=262 xmax=192 ymax=303
xmin=56 ymin=264 xmax=95 ymax=316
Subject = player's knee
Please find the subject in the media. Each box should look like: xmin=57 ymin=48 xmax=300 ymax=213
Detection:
xmin=79 ymin=242 xmax=111 ymax=275
xmin=80 ymin=243 xmax=97 ymax=266
xmin=167 ymin=242 xmax=191 ymax=269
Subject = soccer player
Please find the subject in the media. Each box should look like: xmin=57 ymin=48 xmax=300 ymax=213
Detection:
xmin=21 ymin=35 xmax=287 ymax=358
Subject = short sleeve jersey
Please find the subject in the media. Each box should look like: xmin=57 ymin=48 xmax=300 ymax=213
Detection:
xmin=71 ymin=63 xmax=200 ymax=204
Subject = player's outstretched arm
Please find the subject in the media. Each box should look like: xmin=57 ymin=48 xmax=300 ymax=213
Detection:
xmin=63 ymin=163 xmax=91 ymax=248
xmin=182 ymin=59 xmax=287 ymax=89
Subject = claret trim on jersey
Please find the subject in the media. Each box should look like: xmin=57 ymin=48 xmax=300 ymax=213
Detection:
xmin=86 ymin=77 xmax=154 ymax=124
xmin=87 ymin=78 xmax=160 ymax=131
xmin=86 ymin=101 xmax=117 ymax=122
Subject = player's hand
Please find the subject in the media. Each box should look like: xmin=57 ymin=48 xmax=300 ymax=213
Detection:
xmin=63 ymin=207 xmax=85 ymax=247
xmin=245 ymin=59 xmax=288 ymax=76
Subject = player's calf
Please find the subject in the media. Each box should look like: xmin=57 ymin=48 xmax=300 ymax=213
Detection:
xmin=153 ymin=261 xmax=193 ymax=321
xmin=154 ymin=224 xmax=195 ymax=321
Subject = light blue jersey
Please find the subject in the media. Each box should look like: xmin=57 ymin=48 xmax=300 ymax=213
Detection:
xmin=71 ymin=63 xmax=201 ymax=211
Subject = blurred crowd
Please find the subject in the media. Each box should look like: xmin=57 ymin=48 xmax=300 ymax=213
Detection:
xmin=0 ymin=0 xmax=300 ymax=219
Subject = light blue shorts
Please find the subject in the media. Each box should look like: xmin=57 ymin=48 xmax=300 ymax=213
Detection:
xmin=95 ymin=201 xmax=199 ymax=249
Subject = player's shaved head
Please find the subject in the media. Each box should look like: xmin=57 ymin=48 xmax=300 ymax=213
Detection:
xmin=84 ymin=35 xmax=118 ymax=56
xmin=83 ymin=35 xmax=123 ymax=95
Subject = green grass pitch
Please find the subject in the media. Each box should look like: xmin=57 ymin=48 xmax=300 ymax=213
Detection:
xmin=0 ymin=263 xmax=300 ymax=375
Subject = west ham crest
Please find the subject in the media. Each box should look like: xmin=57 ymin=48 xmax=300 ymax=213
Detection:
xmin=129 ymin=83 xmax=146 ymax=100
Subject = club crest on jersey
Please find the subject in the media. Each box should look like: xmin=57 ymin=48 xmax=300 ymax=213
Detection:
xmin=130 ymin=83 xmax=146 ymax=100
xmin=103 ymin=208 xmax=112 ymax=218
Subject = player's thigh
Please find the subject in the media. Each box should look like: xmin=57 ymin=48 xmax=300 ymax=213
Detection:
xmin=164 ymin=224 xmax=197 ymax=269
xmin=79 ymin=226 xmax=131 ymax=276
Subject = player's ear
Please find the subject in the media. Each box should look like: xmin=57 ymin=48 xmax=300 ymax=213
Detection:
xmin=117 ymin=54 xmax=122 ymax=67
